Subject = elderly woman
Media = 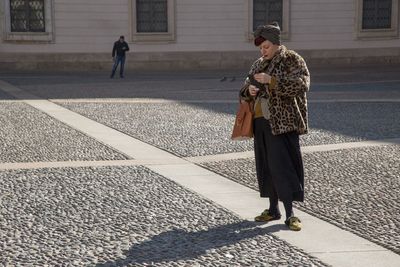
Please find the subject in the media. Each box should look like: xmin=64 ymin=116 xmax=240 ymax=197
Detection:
xmin=240 ymin=22 xmax=310 ymax=231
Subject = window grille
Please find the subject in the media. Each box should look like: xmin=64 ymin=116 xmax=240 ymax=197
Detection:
xmin=10 ymin=0 xmax=45 ymax=32
xmin=136 ymin=0 xmax=168 ymax=33
xmin=362 ymin=0 xmax=392 ymax=29
xmin=253 ymin=0 xmax=282 ymax=31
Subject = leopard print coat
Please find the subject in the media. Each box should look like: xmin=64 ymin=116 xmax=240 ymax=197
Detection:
xmin=241 ymin=45 xmax=310 ymax=135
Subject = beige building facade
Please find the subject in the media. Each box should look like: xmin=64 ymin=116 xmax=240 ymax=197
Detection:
xmin=0 ymin=0 xmax=399 ymax=71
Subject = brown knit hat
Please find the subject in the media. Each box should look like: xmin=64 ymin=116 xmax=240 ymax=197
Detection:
xmin=254 ymin=22 xmax=281 ymax=46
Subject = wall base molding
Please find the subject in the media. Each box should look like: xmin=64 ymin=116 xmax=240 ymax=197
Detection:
xmin=1 ymin=48 xmax=400 ymax=71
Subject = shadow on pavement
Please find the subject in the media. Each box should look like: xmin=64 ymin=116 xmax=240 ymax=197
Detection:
xmin=95 ymin=221 xmax=287 ymax=266
xmin=0 ymin=70 xmax=244 ymax=101
xmin=1 ymin=68 xmax=399 ymax=144
xmin=2 ymin=64 xmax=400 ymax=101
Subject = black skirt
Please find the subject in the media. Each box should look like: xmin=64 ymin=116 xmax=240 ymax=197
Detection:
xmin=253 ymin=117 xmax=304 ymax=202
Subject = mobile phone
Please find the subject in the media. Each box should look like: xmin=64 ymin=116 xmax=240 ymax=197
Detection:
xmin=247 ymin=74 xmax=266 ymax=91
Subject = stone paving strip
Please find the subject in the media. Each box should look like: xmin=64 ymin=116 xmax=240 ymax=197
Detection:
xmin=202 ymin=145 xmax=400 ymax=255
xmin=0 ymin=166 xmax=327 ymax=266
xmin=1 ymin=137 xmax=398 ymax=170
xmin=0 ymin=102 xmax=127 ymax=163
xmin=186 ymin=137 xmax=400 ymax=164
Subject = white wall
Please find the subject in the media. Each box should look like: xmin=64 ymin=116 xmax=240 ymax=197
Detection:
xmin=1 ymin=0 xmax=399 ymax=54
xmin=286 ymin=0 xmax=400 ymax=50
xmin=1 ymin=0 xmax=130 ymax=53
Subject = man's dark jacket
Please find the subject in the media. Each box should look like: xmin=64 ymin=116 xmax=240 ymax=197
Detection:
xmin=112 ymin=41 xmax=130 ymax=57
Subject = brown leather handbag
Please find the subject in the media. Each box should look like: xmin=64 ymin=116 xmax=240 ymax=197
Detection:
xmin=231 ymin=100 xmax=254 ymax=140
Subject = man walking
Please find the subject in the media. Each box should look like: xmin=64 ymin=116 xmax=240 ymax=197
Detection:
xmin=111 ymin=35 xmax=130 ymax=78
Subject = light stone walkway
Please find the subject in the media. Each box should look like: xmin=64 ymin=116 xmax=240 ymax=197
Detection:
xmin=2 ymin=135 xmax=399 ymax=170
xmin=186 ymin=138 xmax=400 ymax=164
xmin=1 ymin=80 xmax=400 ymax=267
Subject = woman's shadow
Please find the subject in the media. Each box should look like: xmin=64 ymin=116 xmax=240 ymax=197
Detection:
xmin=96 ymin=220 xmax=287 ymax=266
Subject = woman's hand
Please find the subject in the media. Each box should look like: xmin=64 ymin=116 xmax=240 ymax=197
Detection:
xmin=254 ymin=73 xmax=271 ymax=84
xmin=248 ymin=85 xmax=259 ymax=96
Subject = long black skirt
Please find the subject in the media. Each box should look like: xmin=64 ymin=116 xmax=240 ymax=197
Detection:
xmin=253 ymin=117 xmax=304 ymax=202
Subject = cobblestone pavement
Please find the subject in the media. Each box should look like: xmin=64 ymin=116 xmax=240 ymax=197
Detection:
xmin=202 ymin=145 xmax=400 ymax=254
xmin=0 ymin=102 xmax=127 ymax=163
xmin=0 ymin=66 xmax=399 ymax=266
xmin=0 ymin=166 xmax=326 ymax=266
xmin=58 ymin=101 xmax=400 ymax=157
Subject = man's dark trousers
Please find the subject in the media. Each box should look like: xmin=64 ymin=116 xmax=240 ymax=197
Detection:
xmin=111 ymin=55 xmax=126 ymax=78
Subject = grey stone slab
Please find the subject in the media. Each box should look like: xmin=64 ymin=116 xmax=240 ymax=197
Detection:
xmin=59 ymin=101 xmax=400 ymax=157
xmin=202 ymin=145 xmax=400 ymax=254
xmin=0 ymin=70 xmax=247 ymax=86
xmin=0 ymin=89 xmax=16 ymax=100
xmin=308 ymin=90 xmax=400 ymax=101
xmin=4 ymin=69 xmax=400 ymax=101
xmin=0 ymin=102 xmax=127 ymax=163
xmin=12 ymin=81 xmax=400 ymax=102
xmin=0 ymin=166 xmax=327 ymax=266
xmin=314 ymin=81 xmax=400 ymax=92
xmin=11 ymin=78 xmax=243 ymax=101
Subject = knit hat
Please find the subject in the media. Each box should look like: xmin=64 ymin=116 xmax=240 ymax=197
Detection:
xmin=254 ymin=22 xmax=281 ymax=46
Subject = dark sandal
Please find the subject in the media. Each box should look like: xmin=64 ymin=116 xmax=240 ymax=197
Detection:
xmin=255 ymin=209 xmax=282 ymax=222
xmin=285 ymin=216 xmax=302 ymax=231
